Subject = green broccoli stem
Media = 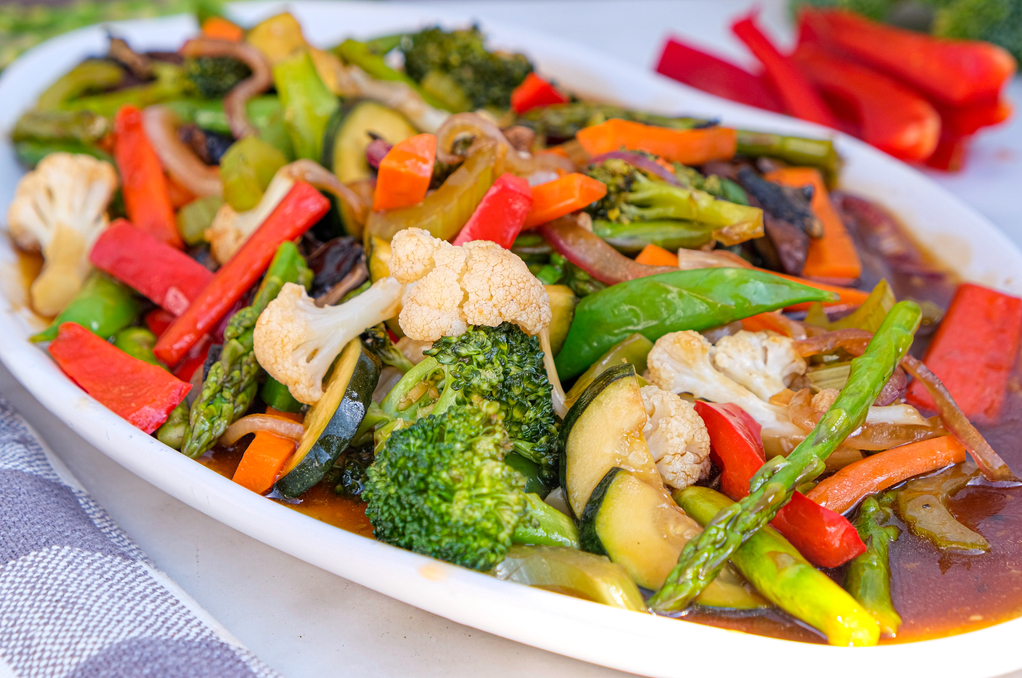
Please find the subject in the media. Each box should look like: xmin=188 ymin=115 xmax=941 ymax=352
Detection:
xmin=846 ymin=494 xmax=902 ymax=637
xmin=379 ymin=357 xmax=458 ymax=420
xmin=512 ymin=493 xmax=579 ymax=549
xmin=648 ymin=300 xmax=922 ymax=613
xmin=624 ymin=176 xmax=764 ymax=233
xmin=180 ymin=242 xmax=312 ymax=458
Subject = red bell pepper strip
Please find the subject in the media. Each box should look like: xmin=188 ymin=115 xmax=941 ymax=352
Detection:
xmin=797 ymin=8 xmax=1016 ymax=107
xmin=936 ymin=97 xmax=1013 ymax=136
xmin=511 ymin=73 xmax=570 ymax=114
xmin=49 ymin=322 xmax=191 ymax=433
xmin=452 ymin=173 xmax=533 ymax=248
xmin=907 ymin=283 xmax=1022 ymax=424
xmin=655 ymin=37 xmax=783 ymax=113
xmin=694 ymin=400 xmax=865 ymax=568
xmin=731 ymin=12 xmax=838 ymax=128
xmin=791 ymin=43 xmax=940 ymax=162
xmin=372 ymin=133 xmax=436 ymax=212
xmin=154 ymin=181 xmax=330 ymax=366
xmin=924 ymin=131 xmax=971 ymax=172
xmin=523 ymin=173 xmax=607 ymax=229
xmin=89 ymin=219 xmax=214 ymax=316
xmin=145 ymin=308 xmax=175 ymax=338
xmin=113 ymin=105 xmax=183 ymax=249
xmin=172 ymin=335 xmax=211 ymax=383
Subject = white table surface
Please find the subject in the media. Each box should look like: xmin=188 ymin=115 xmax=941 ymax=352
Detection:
xmin=2 ymin=1 xmax=1021 ymax=676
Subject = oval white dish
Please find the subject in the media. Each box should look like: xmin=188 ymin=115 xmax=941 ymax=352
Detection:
xmin=2 ymin=3 xmax=1022 ymax=676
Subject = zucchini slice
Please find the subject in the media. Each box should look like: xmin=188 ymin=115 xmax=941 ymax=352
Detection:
xmin=274 ymin=339 xmax=381 ymax=498
xmin=559 ymin=364 xmax=661 ymax=517
xmin=493 ymin=545 xmax=647 ymax=612
xmin=323 ymin=99 xmax=417 ymax=184
xmin=580 ymin=468 xmax=767 ymax=609
xmin=544 ymin=284 xmax=577 ymax=356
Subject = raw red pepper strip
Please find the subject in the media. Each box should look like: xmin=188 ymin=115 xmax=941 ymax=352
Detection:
xmin=49 ymin=322 xmax=191 ymax=434
xmin=154 ymin=181 xmax=330 ymax=366
xmin=791 ymin=43 xmax=940 ymax=162
xmin=907 ymin=283 xmax=1022 ymax=425
xmin=510 ymin=73 xmax=570 ymax=114
xmin=656 ymin=37 xmax=783 ymax=113
xmin=89 ymin=219 xmax=214 ymax=316
xmin=694 ymin=400 xmax=865 ymax=568
xmin=113 ymin=105 xmax=183 ymax=249
xmin=731 ymin=12 xmax=838 ymax=128
xmin=453 ymin=173 xmax=533 ymax=248
xmin=145 ymin=308 xmax=175 ymax=338
xmin=798 ymin=8 xmax=1016 ymax=107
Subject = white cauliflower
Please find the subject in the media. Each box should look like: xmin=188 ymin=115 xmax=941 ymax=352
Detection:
xmin=390 ymin=228 xmax=551 ymax=342
xmin=712 ymin=330 xmax=806 ymax=401
xmin=647 ymin=330 xmax=803 ymax=441
xmin=640 ymin=385 xmax=711 ymax=490
xmin=253 ymin=277 xmax=403 ymax=404
xmin=6 ymin=153 xmax=117 ymax=316
xmin=206 ymin=173 xmax=295 ymax=264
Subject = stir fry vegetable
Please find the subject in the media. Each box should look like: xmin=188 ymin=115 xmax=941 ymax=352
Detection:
xmin=11 ymin=15 xmax=1022 ymax=647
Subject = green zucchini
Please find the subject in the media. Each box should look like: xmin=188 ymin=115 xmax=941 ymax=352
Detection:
xmin=274 ymin=339 xmax=381 ymax=497
xmin=581 ymin=468 xmax=767 ymax=609
xmin=493 ymin=545 xmax=647 ymax=612
xmin=323 ymin=99 xmax=417 ymax=184
xmin=559 ymin=364 xmax=661 ymax=517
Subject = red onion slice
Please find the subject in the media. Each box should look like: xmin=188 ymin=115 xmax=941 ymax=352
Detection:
xmin=220 ymin=414 xmax=304 ymax=447
xmin=588 ymin=151 xmax=682 ymax=186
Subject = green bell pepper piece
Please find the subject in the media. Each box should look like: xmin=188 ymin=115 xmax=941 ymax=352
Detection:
xmin=219 ymin=136 xmax=288 ymax=212
xmin=272 ymin=50 xmax=338 ymax=161
xmin=176 ymin=195 xmax=223 ymax=246
xmin=555 ymin=268 xmax=835 ymax=380
xmin=31 ymin=273 xmax=139 ymax=343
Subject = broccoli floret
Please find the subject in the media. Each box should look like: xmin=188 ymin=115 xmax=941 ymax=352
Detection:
xmin=361 ymin=324 xmax=415 ymax=373
xmin=185 ymin=56 xmax=251 ymax=99
xmin=325 ymin=442 xmax=375 ymax=497
xmin=426 ymin=323 xmax=560 ymax=483
xmin=363 ymin=400 xmax=528 ymax=570
xmin=532 ymin=253 xmax=607 ymax=298
xmin=400 ymin=25 xmax=533 ymax=110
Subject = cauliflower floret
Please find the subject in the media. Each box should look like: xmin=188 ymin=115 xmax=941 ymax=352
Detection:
xmin=712 ymin=330 xmax=806 ymax=401
xmin=647 ymin=330 xmax=802 ymax=440
xmin=253 ymin=277 xmax=403 ymax=404
xmin=6 ymin=152 xmax=117 ymax=316
xmin=640 ymin=385 xmax=711 ymax=490
xmin=206 ymin=173 xmax=295 ymax=264
xmin=389 ymin=228 xmax=551 ymax=342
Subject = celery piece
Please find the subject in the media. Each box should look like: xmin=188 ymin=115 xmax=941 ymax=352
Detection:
xmin=272 ymin=49 xmax=339 ymax=161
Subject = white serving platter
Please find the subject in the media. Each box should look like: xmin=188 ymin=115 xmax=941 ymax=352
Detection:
xmin=2 ymin=3 xmax=1021 ymax=676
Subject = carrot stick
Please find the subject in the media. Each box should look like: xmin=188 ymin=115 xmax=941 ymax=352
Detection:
xmin=574 ymin=119 xmax=738 ymax=165
xmin=373 ymin=133 xmax=437 ymax=212
xmin=165 ymin=173 xmax=197 ymax=210
xmin=765 ymin=167 xmax=862 ymax=283
xmin=114 ymin=105 xmax=182 ymax=249
xmin=233 ymin=431 xmax=298 ymax=494
xmin=807 ymin=435 xmax=966 ymax=515
xmin=201 ymin=16 xmax=244 ymax=42
xmin=523 ymin=173 xmax=607 ymax=229
xmin=635 ymin=243 xmax=680 ymax=267
xmin=741 ymin=311 xmax=794 ymax=336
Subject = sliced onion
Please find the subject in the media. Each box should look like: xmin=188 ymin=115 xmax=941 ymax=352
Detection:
xmin=676 ymin=247 xmax=751 ymax=270
xmin=902 ymin=355 xmax=1018 ymax=484
xmin=538 ymin=326 xmax=567 ymax=418
xmin=793 ymin=329 xmax=873 ymax=359
xmin=435 ymin=112 xmax=575 ymax=175
xmin=366 ymin=138 xmax=393 ymax=169
xmin=220 ymin=414 xmax=304 ymax=447
xmin=589 ymin=151 xmax=682 ymax=186
xmin=180 ymin=38 xmax=272 ymax=139
xmin=788 ymin=388 xmax=940 ymax=451
xmin=142 ymin=105 xmax=223 ymax=197
xmin=281 ymin=160 xmax=368 ymax=227
xmin=344 ymin=65 xmax=449 ymax=134
xmin=539 ymin=216 xmax=674 ymax=285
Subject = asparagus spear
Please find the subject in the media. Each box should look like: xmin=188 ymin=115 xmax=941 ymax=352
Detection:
xmin=735 ymin=130 xmax=842 ymax=187
xmin=846 ymin=494 xmax=902 ymax=637
xmin=677 ymin=486 xmax=879 ymax=646
xmin=648 ymin=300 xmax=921 ymax=613
xmin=180 ymin=242 xmax=312 ymax=458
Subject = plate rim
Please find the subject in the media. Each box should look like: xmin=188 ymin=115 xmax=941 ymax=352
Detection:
xmin=2 ymin=4 xmax=1022 ymax=676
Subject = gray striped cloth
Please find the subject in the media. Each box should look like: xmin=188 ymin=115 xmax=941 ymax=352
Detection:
xmin=0 ymin=395 xmax=284 ymax=678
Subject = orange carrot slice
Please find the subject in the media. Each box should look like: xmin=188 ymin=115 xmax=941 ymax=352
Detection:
xmin=373 ymin=133 xmax=437 ymax=212
xmin=523 ymin=173 xmax=607 ymax=229
xmin=201 ymin=16 xmax=244 ymax=42
xmin=634 ymin=243 xmax=680 ymax=267
xmin=575 ymin=119 xmax=737 ymax=165
xmin=807 ymin=435 xmax=966 ymax=515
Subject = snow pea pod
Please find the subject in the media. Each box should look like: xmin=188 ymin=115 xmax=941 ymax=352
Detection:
xmin=554 ymin=268 xmax=834 ymax=379
xmin=31 ymin=273 xmax=140 ymax=343
xmin=112 ymin=327 xmax=161 ymax=367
